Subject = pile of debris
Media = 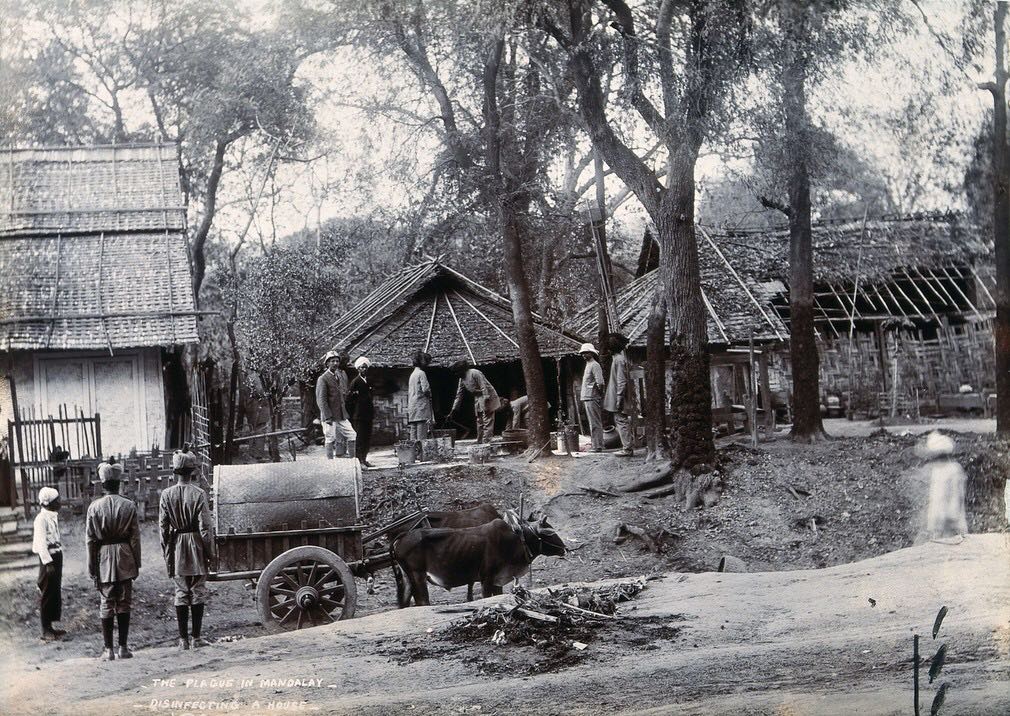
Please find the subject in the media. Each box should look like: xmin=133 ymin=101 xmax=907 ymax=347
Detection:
xmin=360 ymin=469 xmax=428 ymax=526
xmin=445 ymin=579 xmax=646 ymax=651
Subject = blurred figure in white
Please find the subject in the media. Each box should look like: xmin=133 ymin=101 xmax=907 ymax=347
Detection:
xmin=919 ymin=431 xmax=968 ymax=539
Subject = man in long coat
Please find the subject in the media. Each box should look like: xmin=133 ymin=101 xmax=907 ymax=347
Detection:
xmin=159 ymin=449 xmax=213 ymax=650
xmin=348 ymin=356 xmax=375 ymax=466
xmin=603 ymin=333 xmax=636 ymax=456
xmin=317 ymin=350 xmax=356 ymax=459
xmin=86 ymin=458 xmax=141 ymax=660
xmin=449 ymin=360 xmax=501 ymax=444
xmin=407 ymin=350 xmax=434 ymax=441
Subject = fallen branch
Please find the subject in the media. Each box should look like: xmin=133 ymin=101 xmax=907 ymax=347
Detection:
xmin=515 ymin=607 xmax=560 ymax=623
xmin=576 ymin=483 xmax=621 ymax=498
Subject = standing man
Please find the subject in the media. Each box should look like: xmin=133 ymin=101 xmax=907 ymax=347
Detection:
xmin=603 ymin=333 xmax=636 ymax=457
xmin=449 ymin=360 xmax=501 ymax=444
xmin=32 ymin=486 xmax=64 ymax=641
xmin=316 ymin=350 xmax=356 ymax=460
xmin=348 ymin=356 xmax=375 ymax=467
xmin=579 ymin=343 xmax=606 ymax=452
xmin=86 ymin=458 xmax=141 ymax=660
xmin=407 ymin=350 xmax=434 ymax=441
xmin=159 ymin=449 xmax=213 ymax=650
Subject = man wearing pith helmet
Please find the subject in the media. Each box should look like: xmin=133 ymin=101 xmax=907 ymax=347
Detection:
xmin=316 ymin=349 xmax=357 ymax=459
xmin=159 ymin=448 xmax=213 ymax=650
xmin=86 ymin=457 xmax=141 ymax=660
xmin=579 ymin=342 xmax=606 ymax=452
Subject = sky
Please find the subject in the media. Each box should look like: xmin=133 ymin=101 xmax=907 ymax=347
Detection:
xmin=6 ymin=0 xmax=997 ymax=247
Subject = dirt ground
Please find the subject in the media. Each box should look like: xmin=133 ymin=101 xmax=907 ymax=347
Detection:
xmin=1 ymin=429 xmax=1007 ymax=714
xmin=2 ymin=535 xmax=1008 ymax=715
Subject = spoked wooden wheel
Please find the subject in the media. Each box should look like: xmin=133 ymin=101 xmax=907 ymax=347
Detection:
xmin=256 ymin=546 xmax=357 ymax=632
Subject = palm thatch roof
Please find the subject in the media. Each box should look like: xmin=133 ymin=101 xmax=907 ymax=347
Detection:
xmin=705 ymin=214 xmax=995 ymax=330
xmin=0 ymin=143 xmax=198 ymax=350
xmin=322 ymin=260 xmax=583 ymax=368
xmin=573 ymin=228 xmax=788 ymax=347
xmin=707 ymin=214 xmax=989 ymax=284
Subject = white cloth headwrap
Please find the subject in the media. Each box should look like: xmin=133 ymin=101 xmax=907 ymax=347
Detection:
xmin=354 ymin=356 xmax=370 ymax=370
xmin=98 ymin=461 xmax=125 ymax=481
xmin=38 ymin=486 xmax=59 ymax=506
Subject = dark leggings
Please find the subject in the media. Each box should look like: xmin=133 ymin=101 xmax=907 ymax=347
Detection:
xmin=37 ymin=551 xmax=63 ymax=630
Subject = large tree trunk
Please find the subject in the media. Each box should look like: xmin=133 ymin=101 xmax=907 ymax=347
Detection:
xmin=659 ymin=146 xmax=714 ymax=468
xmin=644 ymin=292 xmax=668 ymax=460
xmin=502 ymin=196 xmax=552 ymax=451
xmin=988 ymin=2 xmax=1010 ymax=433
xmin=783 ymin=4 xmax=826 ymax=442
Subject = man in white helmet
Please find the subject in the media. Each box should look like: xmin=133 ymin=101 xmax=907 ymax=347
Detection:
xmin=159 ymin=449 xmax=212 ymax=649
xmin=316 ymin=349 xmax=356 ymax=459
xmin=579 ymin=343 xmax=606 ymax=452
xmin=32 ymin=486 xmax=65 ymax=641
xmin=86 ymin=457 xmax=141 ymax=660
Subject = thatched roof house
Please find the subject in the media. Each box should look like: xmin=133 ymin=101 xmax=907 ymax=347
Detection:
xmin=706 ymin=214 xmax=994 ymax=332
xmin=573 ymin=227 xmax=788 ymax=348
xmin=0 ymin=143 xmax=198 ymax=459
xmin=320 ymin=259 xmax=583 ymax=444
xmin=704 ymin=213 xmax=996 ymax=407
xmin=323 ymin=259 xmax=582 ymax=366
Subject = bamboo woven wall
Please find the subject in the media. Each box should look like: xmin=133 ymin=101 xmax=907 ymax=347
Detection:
xmin=818 ymin=318 xmax=994 ymax=413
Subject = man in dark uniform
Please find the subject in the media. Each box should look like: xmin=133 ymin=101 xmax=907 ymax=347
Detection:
xmin=159 ymin=449 xmax=213 ymax=650
xmin=86 ymin=458 xmax=142 ymax=660
xmin=348 ymin=356 xmax=375 ymax=467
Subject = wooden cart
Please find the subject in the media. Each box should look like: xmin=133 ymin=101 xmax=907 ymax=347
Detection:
xmin=209 ymin=460 xmax=408 ymax=632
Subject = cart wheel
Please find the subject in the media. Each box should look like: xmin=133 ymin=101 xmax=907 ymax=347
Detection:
xmin=257 ymin=546 xmax=357 ymax=632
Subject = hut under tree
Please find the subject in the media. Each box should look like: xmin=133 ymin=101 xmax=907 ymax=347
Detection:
xmin=705 ymin=213 xmax=994 ymax=417
xmin=320 ymin=259 xmax=584 ymax=445
xmin=0 ymin=143 xmax=199 ymax=457
xmin=573 ymin=226 xmax=790 ymax=432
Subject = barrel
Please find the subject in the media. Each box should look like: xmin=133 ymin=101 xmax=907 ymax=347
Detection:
xmin=213 ymin=460 xmax=361 ymax=534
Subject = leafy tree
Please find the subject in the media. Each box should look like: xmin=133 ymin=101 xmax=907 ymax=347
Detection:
xmin=231 ymin=245 xmax=343 ymax=460
xmin=305 ymin=0 xmax=579 ymax=450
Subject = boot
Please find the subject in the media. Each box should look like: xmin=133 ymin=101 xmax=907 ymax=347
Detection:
xmin=117 ymin=645 xmax=134 ymax=659
xmin=325 ymin=442 xmax=335 ymax=459
xmin=177 ymin=637 xmax=191 ymax=651
xmin=100 ymin=648 xmax=116 ymax=661
xmin=345 ymin=440 xmax=356 ymax=460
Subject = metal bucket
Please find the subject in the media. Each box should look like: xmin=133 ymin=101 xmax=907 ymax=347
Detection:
xmin=432 ymin=429 xmax=456 ymax=446
xmin=469 ymin=444 xmax=491 ymax=464
xmin=395 ymin=441 xmax=417 ymax=466
xmin=420 ymin=437 xmax=454 ymax=463
xmin=213 ymin=460 xmax=361 ymax=534
xmin=564 ymin=426 xmax=580 ymax=453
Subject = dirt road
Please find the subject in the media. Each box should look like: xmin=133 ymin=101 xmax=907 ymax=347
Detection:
xmin=3 ymin=535 xmax=1007 ymax=715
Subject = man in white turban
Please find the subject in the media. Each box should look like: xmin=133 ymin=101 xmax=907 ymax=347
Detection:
xmin=32 ymin=486 xmax=65 ymax=640
xmin=348 ymin=356 xmax=374 ymax=466
xmin=159 ymin=448 xmax=213 ymax=649
xmin=86 ymin=457 xmax=141 ymax=660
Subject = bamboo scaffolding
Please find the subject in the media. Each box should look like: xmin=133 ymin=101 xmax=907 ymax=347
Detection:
xmin=901 ymin=269 xmax=942 ymax=324
xmin=443 ymin=291 xmax=476 ymax=364
xmin=451 ymin=289 xmax=520 ymax=349
xmin=423 ymin=293 xmax=438 ymax=353
xmin=923 ymin=267 xmax=962 ymax=310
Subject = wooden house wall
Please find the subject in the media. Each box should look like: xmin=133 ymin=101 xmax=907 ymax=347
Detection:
xmin=6 ymin=347 xmax=167 ymax=455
